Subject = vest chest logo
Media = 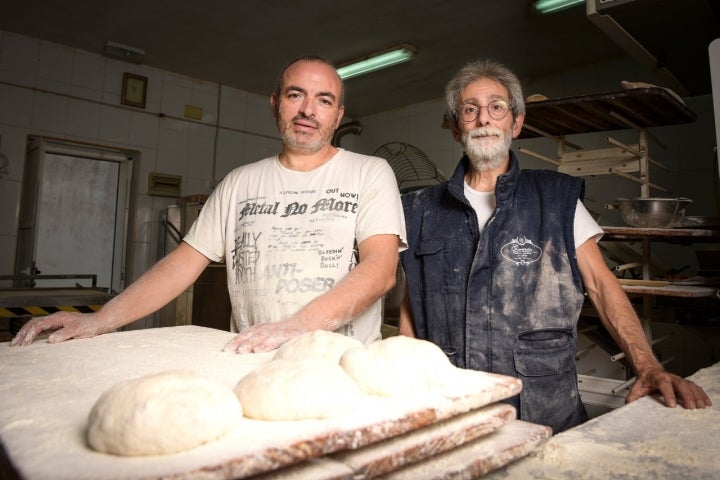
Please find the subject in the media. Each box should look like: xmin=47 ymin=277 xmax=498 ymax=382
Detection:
xmin=500 ymin=236 xmax=542 ymax=266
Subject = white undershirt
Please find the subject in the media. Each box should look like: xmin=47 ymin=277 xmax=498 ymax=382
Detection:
xmin=463 ymin=182 xmax=603 ymax=248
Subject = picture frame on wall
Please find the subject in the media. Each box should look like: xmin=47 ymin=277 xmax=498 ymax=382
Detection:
xmin=121 ymin=72 xmax=147 ymax=109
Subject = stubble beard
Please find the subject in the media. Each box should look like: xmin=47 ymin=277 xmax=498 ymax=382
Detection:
xmin=279 ymin=115 xmax=333 ymax=154
xmin=462 ymin=125 xmax=513 ymax=171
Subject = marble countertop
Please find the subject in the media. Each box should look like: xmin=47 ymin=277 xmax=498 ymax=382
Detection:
xmin=485 ymin=361 xmax=720 ymax=479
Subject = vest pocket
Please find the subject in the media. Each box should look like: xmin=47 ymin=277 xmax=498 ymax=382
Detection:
xmin=513 ymin=328 xmax=581 ymax=432
xmin=416 ymin=238 xmax=463 ymax=293
xmin=416 ymin=239 xmax=443 ymax=255
xmin=514 ymin=328 xmax=575 ymax=376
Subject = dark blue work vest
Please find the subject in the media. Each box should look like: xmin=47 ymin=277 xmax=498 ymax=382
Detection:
xmin=401 ymin=152 xmax=588 ymax=433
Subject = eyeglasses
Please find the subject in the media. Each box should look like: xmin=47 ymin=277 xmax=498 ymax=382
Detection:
xmin=457 ymin=99 xmax=512 ymax=122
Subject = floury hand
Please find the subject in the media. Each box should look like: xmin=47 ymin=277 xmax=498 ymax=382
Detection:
xmin=222 ymin=320 xmax=312 ymax=354
xmin=10 ymin=311 xmax=105 ymax=346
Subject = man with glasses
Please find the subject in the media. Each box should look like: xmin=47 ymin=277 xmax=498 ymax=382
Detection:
xmin=399 ymin=59 xmax=710 ymax=433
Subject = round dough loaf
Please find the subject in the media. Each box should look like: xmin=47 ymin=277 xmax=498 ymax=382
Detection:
xmin=87 ymin=370 xmax=242 ymax=456
xmin=273 ymin=330 xmax=363 ymax=363
xmin=340 ymin=335 xmax=454 ymax=396
xmin=235 ymin=359 xmax=363 ymax=420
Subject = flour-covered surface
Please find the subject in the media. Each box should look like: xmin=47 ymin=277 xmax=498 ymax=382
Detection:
xmin=486 ymin=362 xmax=720 ymax=479
xmin=0 ymin=326 xmax=522 ymax=480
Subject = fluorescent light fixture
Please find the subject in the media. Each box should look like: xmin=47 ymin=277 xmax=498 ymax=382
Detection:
xmin=337 ymin=45 xmax=416 ymax=80
xmin=532 ymin=0 xmax=584 ymax=14
xmin=103 ymin=41 xmax=146 ymax=63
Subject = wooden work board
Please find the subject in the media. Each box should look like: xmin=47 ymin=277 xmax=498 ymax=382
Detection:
xmin=0 ymin=326 xmax=550 ymax=479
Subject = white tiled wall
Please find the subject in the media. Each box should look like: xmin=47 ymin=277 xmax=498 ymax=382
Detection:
xmin=347 ymin=98 xmax=462 ymax=179
xmin=0 ymin=30 xmax=279 ymax=328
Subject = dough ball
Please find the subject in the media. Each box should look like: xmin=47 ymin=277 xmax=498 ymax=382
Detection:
xmin=273 ymin=330 xmax=363 ymax=363
xmin=87 ymin=370 xmax=242 ymax=456
xmin=340 ymin=336 xmax=454 ymax=396
xmin=235 ymin=359 xmax=363 ymax=420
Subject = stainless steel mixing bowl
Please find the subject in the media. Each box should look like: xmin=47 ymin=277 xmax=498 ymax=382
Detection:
xmin=613 ymin=197 xmax=692 ymax=228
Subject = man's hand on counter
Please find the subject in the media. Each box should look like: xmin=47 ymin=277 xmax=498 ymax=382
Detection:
xmin=222 ymin=320 xmax=311 ymax=354
xmin=626 ymin=367 xmax=713 ymax=409
xmin=9 ymin=311 xmax=103 ymax=346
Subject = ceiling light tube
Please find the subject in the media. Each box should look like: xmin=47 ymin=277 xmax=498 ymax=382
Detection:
xmin=532 ymin=0 xmax=584 ymax=14
xmin=103 ymin=41 xmax=146 ymax=63
xmin=337 ymin=45 xmax=416 ymax=80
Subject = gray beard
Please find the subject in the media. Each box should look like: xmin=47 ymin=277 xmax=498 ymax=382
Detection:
xmin=462 ymin=126 xmax=512 ymax=171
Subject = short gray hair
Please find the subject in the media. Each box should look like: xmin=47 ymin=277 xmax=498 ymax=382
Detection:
xmin=445 ymin=59 xmax=525 ymax=121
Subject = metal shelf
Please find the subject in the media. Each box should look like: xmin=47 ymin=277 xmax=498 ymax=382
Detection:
xmin=601 ymin=226 xmax=720 ymax=242
xmin=621 ymin=284 xmax=717 ymax=299
xmin=602 ymin=227 xmax=720 ymax=298
xmin=519 ymin=88 xmax=707 ymax=412
xmin=517 ymin=87 xmax=697 ymax=197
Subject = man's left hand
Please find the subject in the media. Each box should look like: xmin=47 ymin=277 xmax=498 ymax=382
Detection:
xmin=626 ymin=368 xmax=712 ymax=409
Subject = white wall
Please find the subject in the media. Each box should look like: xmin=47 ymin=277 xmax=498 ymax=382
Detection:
xmin=711 ymin=39 xmax=720 ymax=192
xmin=0 ymin=30 xmax=281 ymax=328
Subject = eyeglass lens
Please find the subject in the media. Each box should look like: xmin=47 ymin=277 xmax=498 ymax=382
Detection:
xmin=459 ymin=100 xmax=510 ymax=122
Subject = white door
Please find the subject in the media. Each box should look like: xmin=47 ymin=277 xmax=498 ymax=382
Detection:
xmin=15 ymin=137 xmax=136 ymax=291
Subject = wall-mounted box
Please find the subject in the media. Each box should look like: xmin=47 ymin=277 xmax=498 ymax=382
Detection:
xmin=148 ymin=172 xmax=182 ymax=197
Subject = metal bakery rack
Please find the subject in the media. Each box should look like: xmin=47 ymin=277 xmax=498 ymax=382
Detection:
xmin=517 ymin=86 xmax=720 ymax=412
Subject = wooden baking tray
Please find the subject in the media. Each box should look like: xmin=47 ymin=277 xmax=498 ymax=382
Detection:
xmin=0 ymin=326 xmax=528 ymax=480
xmin=519 ymin=87 xmax=696 ymax=139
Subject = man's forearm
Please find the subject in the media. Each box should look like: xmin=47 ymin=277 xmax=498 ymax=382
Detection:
xmin=588 ymin=283 xmax=663 ymax=375
xmin=291 ymin=259 xmax=396 ymax=331
xmin=289 ymin=235 xmax=399 ymax=332
xmin=96 ymin=242 xmax=210 ymax=331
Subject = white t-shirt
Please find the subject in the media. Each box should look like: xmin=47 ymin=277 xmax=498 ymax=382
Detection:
xmin=184 ymin=149 xmax=407 ymax=344
xmin=464 ymin=183 xmax=603 ymax=247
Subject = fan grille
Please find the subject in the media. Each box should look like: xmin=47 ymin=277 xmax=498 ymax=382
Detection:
xmin=373 ymin=142 xmax=446 ymax=192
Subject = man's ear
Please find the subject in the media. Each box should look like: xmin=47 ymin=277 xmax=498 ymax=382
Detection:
xmin=449 ymin=119 xmax=463 ymax=143
xmin=334 ymin=105 xmax=345 ymax=130
xmin=270 ymin=94 xmax=279 ymax=119
xmin=511 ymin=113 xmax=525 ymax=139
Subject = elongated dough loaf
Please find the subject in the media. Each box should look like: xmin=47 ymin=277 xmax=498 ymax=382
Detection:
xmin=87 ymin=370 xmax=242 ymax=456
